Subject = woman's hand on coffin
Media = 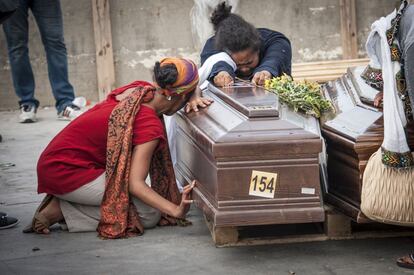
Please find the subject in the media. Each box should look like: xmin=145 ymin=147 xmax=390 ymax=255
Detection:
xmin=172 ymin=181 xmax=195 ymax=218
xmin=214 ymin=71 xmax=234 ymax=87
xmin=185 ymin=95 xmax=213 ymax=113
xmin=252 ymin=70 xmax=272 ymax=86
xmin=374 ymin=92 xmax=384 ymax=108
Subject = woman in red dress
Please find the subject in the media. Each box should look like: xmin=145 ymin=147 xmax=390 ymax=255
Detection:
xmin=24 ymin=57 xmax=199 ymax=239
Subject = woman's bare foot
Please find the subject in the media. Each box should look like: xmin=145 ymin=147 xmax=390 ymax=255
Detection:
xmin=396 ymin=254 xmax=414 ymax=269
xmin=34 ymin=196 xmax=64 ymax=234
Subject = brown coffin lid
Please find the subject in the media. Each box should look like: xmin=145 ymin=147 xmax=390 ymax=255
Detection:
xmin=321 ymin=66 xmax=414 ymax=156
xmin=321 ymin=67 xmax=383 ymax=142
xmin=175 ymin=82 xmax=322 ymax=159
xmin=207 ymin=82 xmax=279 ymax=118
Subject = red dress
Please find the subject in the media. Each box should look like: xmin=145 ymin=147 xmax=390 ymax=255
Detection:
xmin=37 ymin=83 xmax=166 ymax=195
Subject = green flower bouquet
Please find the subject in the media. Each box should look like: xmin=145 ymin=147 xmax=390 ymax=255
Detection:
xmin=264 ymin=74 xmax=333 ymax=118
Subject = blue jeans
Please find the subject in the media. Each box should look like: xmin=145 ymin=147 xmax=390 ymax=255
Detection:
xmin=2 ymin=0 xmax=75 ymax=113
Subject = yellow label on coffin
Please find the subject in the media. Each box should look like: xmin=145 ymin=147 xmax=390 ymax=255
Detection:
xmin=249 ymin=170 xmax=278 ymax=198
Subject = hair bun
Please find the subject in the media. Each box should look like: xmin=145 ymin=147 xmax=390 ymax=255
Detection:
xmin=154 ymin=62 xmax=178 ymax=88
xmin=210 ymin=2 xmax=232 ymax=31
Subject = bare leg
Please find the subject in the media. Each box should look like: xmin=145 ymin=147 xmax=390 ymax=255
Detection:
xmin=396 ymin=254 xmax=414 ymax=269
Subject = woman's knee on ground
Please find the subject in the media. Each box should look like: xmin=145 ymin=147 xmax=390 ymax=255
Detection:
xmin=132 ymin=197 xmax=161 ymax=229
xmin=140 ymin=207 xmax=161 ymax=229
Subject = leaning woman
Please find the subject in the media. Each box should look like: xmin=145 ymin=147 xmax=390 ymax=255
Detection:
xmin=23 ymin=58 xmax=199 ymax=239
xmin=167 ymin=2 xmax=293 ymax=191
xmin=185 ymin=1 xmax=292 ymax=112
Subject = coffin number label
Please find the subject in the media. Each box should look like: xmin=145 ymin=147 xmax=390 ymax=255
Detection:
xmin=249 ymin=170 xmax=278 ymax=198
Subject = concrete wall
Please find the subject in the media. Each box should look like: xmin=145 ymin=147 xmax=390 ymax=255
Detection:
xmin=0 ymin=0 xmax=398 ymax=110
xmin=111 ymin=0 xmax=197 ymax=87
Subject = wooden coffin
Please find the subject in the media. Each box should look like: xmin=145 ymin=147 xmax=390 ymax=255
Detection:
xmin=174 ymin=82 xmax=324 ymax=228
xmin=321 ymin=67 xmax=414 ymax=222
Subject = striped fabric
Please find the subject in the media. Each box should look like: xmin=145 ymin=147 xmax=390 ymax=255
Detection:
xmin=158 ymin=58 xmax=199 ymax=96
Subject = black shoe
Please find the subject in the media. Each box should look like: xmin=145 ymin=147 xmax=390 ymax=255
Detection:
xmin=0 ymin=215 xmax=19 ymax=229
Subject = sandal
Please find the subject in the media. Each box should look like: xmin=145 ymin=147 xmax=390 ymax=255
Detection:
xmin=396 ymin=254 xmax=414 ymax=269
xmin=23 ymin=195 xmax=54 ymax=234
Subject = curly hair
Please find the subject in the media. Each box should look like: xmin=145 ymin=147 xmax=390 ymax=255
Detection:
xmin=153 ymin=62 xmax=178 ymax=88
xmin=210 ymin=2 xmax=261 ymax=53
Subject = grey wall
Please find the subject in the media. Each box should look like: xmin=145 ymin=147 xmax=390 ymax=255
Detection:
xmin=0 ymin=0 xmax=398 ymax=110
xmin=111 ymin=0 xmax=197 ymax=87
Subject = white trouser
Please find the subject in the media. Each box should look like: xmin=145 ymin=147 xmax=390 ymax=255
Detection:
xmin=56 ymin=173 xmax=161 ymax=232
xmin=164 ymin=115 xmax=183 ymax=191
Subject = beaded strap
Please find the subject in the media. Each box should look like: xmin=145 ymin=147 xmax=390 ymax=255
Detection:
xmin=381 ymin=147 xmax=414 ymax=168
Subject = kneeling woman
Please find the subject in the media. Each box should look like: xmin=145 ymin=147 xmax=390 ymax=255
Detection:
xmin=24 ymin=58 xmax=199 ymax=239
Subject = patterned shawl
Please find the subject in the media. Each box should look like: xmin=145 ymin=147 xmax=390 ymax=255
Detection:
xmin=97 ymin=82 xmax=182 ymax=239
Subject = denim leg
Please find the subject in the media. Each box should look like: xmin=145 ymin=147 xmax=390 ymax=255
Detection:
xmin=2 ymin=0 xmax=39 ymax=108
xmin=31 ymin=0 xmax=74 ymax=113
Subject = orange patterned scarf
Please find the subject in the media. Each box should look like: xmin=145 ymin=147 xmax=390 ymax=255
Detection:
xmin=97 ymin=82 xmax=182 ymax=239
xmin=157 ymin=58 xmax=199 ymax=96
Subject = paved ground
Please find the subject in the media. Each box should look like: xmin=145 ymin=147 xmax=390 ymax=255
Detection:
xmin=1 ymin=108 xmax=414 ymax=275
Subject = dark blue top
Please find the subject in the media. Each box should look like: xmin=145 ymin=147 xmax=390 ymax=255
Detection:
xmin=200 ymin=28 xmax=292 ymax=80
xmin=0 ymin=0 xmax=17 ymax=24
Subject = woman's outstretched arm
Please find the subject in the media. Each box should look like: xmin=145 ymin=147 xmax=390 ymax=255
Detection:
xmin=128 ymin=140 xmax=193 ymax=218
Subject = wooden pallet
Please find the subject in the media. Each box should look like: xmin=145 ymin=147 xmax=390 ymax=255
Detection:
xmin=291 ymin=58 xmax=369 ymax=83
xmin=205 ymin=205 xmax=414 ymax=247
